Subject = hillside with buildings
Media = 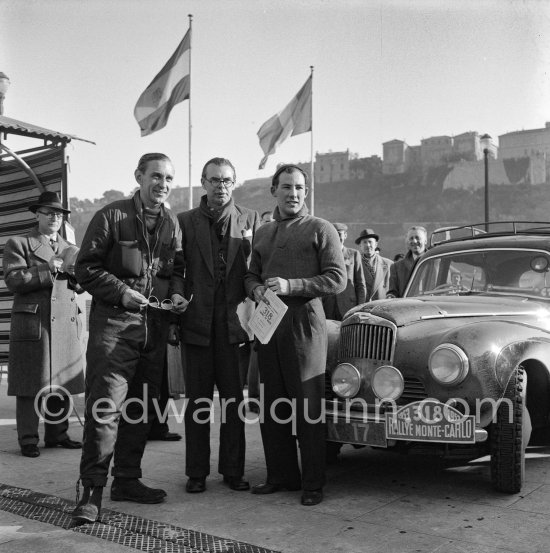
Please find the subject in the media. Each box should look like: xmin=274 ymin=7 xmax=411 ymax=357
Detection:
xmin=69 ymin=122 xmax=550 ymax=258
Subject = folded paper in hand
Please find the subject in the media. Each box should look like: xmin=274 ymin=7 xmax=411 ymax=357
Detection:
xmin=248 ymin=288 xmax=288 ymax=344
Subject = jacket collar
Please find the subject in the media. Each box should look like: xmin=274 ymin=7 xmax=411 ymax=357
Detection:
xmin=193 ymin=197 xmax=246 ymax=277
xmin=27 ymin=227 xmax=69 ymax=262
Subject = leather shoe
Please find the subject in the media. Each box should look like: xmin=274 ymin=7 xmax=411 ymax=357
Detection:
xmin=110 ymin=478 xmax=166 ymax=504
xmin=45 ymin=438 xmax=82 ymax=449
xmin=301 ymin=489 xmax=323 ymax=506
xmin=223 ymin=476 xmax=250 ymax=491
xmin=148 ymin=431 xmax=182 ymax=441
xmin=186 ymin=477 xmax=206 ymax=493
xmin=21 ymin=444 xmax=40 ymax=458
xmin=251 ymin=481 xmax=301 ymax=494
xmin=71 ymin=486 xmax=103 ymax=525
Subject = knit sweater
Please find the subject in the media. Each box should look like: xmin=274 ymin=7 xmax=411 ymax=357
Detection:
xmin=244 ymin=207 xmax=346 ymax=298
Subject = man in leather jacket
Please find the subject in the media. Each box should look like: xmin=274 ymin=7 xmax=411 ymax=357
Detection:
xmin=71 ymin=153 xmax=187 ymax=524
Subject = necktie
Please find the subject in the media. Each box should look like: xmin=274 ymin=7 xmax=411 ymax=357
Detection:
xmin=50 ymin=239 xmax=58 ymax=254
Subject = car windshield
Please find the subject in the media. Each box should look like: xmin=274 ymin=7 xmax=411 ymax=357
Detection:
xmin=406 ymin=248 xmax=550 ymax=300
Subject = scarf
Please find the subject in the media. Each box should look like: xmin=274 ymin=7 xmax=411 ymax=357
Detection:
xmin=199 ymin=195 xmax=233 ymax=238
xmin=362 ymin=253 xmax=378 ymax=280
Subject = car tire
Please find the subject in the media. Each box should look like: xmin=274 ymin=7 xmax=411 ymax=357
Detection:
xmin=490 ymin=366 xmax=531 ymax=494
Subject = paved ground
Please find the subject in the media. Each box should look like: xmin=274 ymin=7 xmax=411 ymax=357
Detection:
xmin=1 ymin=378 xmax=550 ymax=553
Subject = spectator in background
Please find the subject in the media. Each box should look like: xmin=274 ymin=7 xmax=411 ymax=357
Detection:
xmin=322 ymin=223 xmax=366 ymax=319
xmin=387 ymin=226 xmax=428 ymax=298
xmin=260 ymin=210 xmax=274 ymax=225
xmin=2 ymin=192 xmax=84 ymax=459
xmin=355 ymin=228 xmax=393 ymax=301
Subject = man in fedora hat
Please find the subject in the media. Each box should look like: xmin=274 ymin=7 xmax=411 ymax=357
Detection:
xmin=322 ymin=223 xmax=366 ymax=320
xmin=2 ymin=191 xmax=84 ymax=459
xmin=355 ymin=228 xmax=393 ymax=301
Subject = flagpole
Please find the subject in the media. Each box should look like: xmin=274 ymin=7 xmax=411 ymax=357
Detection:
xmin=188 ymin=14 xmax=193 ymax=210
xmin=309 ymin=66 xmax=314 ymax=216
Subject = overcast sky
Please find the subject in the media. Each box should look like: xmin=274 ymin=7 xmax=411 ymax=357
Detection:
xmin=2 ymin=0 xmax=550 ymax=200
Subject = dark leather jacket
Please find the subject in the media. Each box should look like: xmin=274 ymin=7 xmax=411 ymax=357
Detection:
xmin=75 ymin=192 xmax=185 ymax=307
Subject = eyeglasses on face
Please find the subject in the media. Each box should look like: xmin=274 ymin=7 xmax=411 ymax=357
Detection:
xmin=203 ymin=177 xmax=235 ymax=189
xmin=37 ymin=211 xmax=64 ymax=219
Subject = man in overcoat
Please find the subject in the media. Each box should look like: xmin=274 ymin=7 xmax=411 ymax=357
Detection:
xmin=71 ymin=153 xmax=186 ymax=524
xmin=322 ymin=222 xmax=366 ymax=320
xmin=244 ymin=164 xmax=346 ymax=506
xmin=355 ymin=228 xmax=393 ymax=301
xmin=177 ymin=157 xmax=260 ymax=493
xmin=3 ymin=191 xmax=84 ymax=458
xmin=387 ymin=226 xmax=428 ymax=298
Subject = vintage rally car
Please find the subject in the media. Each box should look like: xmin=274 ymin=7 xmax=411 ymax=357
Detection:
xmin=325 ymin=222 xmax=550 ymax=493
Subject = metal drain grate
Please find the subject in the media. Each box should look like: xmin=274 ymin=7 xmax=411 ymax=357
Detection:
xmin=0 ymin=483 xmax=280 ymax=553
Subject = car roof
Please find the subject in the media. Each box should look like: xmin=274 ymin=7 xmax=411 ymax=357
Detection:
xmin=427 ymin=229 xmax=550 ymax=257
xmin=429 ymin=222 xmax=550 ymax=250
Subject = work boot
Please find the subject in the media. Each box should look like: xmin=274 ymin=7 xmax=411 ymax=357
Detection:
xmin=71 ymin=486 xmax=103 ymax=525
xmin=110 ymin=478 xmax=166 ymax=504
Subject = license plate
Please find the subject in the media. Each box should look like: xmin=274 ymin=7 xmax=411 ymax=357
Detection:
xmin=326 ymin=418 xmax=387 ymax=447
xmin=385 ymin=400 xmax=475 ymax=444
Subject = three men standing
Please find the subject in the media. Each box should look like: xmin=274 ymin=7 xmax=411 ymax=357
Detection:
xmin=245 ymin=164 xmax=346 ymax=506
xmin=355 ymin=228 xmax=393 ymax=301
xmin=178 ymin=157 xmax=259 ymax=494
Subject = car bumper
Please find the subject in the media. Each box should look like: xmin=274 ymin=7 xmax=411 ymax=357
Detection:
xmin=324 ymin=399 xmax=488 ymax=447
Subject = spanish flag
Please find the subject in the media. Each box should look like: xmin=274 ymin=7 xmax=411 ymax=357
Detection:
xmin=134 ymin=30 xmax=190 ymax=137
xmin=257 ymin=75 xmax=312 ymax=169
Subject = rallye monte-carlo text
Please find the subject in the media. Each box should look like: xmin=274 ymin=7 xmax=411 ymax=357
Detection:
xmin=325 ymin=222 xmax=550 ymax=493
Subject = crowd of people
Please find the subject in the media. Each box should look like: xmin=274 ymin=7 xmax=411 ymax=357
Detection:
xmin=2 ymin=153 xmax=429 ymax=524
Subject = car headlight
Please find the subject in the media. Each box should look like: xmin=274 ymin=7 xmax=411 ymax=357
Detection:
xmin=372 ymin=365 xmax=404 ymax=401
xmin=429 ymin=344 xmax=469 ymax=385
xmin=331 ymin=363 xmax=361 ymax=398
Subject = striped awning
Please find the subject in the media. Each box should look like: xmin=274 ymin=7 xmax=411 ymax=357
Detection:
xmin=0 ymin=115 xmax=95 ymax=144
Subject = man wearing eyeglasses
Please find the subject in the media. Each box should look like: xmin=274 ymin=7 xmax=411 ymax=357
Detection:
xmin=177 ymin=157 xmax=260 ymax=494
xmin=3 ymin=191 xmax=84 ymax=460
xmin=71 ymin=153 xmax=187 ymax=524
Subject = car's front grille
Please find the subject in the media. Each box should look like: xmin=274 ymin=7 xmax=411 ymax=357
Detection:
xmin=339 ymin=323 xmax=394 ymax=362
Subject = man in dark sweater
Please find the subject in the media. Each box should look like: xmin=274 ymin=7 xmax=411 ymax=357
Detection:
xmin=245 ymin=164 xmax=346 ymax=506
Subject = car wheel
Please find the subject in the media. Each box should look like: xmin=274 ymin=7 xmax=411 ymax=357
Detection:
xmin=490 ymin=366 xmax=531 ymax=494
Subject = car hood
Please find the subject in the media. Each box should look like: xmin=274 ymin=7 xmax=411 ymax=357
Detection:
xmin=347 ymin=296 xmax=550 ymax=327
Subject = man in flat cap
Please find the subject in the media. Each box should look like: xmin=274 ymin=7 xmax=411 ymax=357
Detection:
xmin=355 ymin=228 xmax=393 ymax=301
xmin=322 ymin=223 xmax=366 ymax=320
